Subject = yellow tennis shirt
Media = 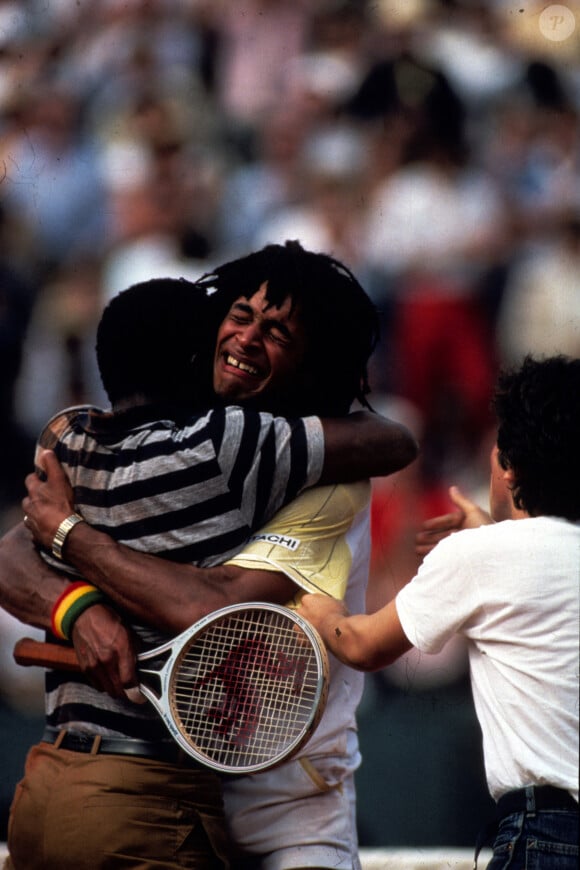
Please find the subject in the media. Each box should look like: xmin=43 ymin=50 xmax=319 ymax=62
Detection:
xmin=226 ymin=481 xmax=371 ymax=603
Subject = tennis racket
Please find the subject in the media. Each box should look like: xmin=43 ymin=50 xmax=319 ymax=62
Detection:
xmin=13 ymin=602 xmax=329 ymax=775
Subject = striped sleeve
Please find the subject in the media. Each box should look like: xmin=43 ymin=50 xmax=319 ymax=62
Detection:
xmin=50 ymin=405 xmax=324 ymax=565
xmin=216 ymin=408 xmax=324 ymax=532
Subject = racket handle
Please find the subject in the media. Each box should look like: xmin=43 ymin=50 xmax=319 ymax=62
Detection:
xmin=13 ymin=637 xmax=81 ymax=672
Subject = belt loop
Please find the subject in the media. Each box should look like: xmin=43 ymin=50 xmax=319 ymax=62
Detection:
xmin=54 ymin=729 xmax=66 ymax=749
xmin=525 ymin=785 xmax=536 ymax=813
xmin=90 ymin=734 xmax=102 ymax=755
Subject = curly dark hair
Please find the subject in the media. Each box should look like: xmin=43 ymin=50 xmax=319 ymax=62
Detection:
xmin=96 ymin=243 xmax=379 ymax=419
xmin=493 ymin=355 xmax=580 ymax=521
xmin=96 ymin=277 xmax=217 ymax=408
xmin=195 ymin=240 xmax=380 ymax=417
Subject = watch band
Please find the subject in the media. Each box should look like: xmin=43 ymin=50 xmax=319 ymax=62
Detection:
xmin=52 ymin=513 xmax=85 ymax=561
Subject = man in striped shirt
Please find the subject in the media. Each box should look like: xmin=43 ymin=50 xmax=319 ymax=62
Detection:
xmin=2 ymin=242 xmax=418 ymax=869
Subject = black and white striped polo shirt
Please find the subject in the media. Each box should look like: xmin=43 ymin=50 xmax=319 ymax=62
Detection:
xmin=38 ymin=402 xmax=324 ymax=740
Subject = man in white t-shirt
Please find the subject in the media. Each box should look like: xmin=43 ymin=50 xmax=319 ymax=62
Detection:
xmin=299 ymin=354 xmax=579 ymax=870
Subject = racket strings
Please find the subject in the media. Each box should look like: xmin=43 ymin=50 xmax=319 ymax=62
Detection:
xmin=169 ymin=609 xmax=323 ymax=770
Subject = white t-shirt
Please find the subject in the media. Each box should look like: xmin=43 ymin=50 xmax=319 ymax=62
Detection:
xmin=396 ymin=516 xmax=579 ymax=802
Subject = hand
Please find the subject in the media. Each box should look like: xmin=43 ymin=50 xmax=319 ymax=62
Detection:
xmin=23 ymin=449 xmax=77 ymax=550
xmin=415 ymin=485 xmax=492 ymax=557
xmin=71 ymin=604 xmax=144 ymax=703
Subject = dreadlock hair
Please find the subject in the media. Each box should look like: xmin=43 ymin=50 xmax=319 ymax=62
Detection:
xmin=493 ymin=354 xmax=580 ymax=521
xmin=195 ymin=240 xmax=380 ymax=417
xmin=96 ymin=277 xmax=217 ymax=408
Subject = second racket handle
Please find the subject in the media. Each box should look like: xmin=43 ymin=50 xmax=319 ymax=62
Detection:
xmin=13 ymin=637 xmax=81 ymax=671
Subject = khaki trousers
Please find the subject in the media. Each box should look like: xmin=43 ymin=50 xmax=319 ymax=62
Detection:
xmin=6 ymin=741 xmax=231 ymax=869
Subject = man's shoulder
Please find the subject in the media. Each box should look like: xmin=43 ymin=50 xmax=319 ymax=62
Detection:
xmin=436 ymin=516 xmax=572 ymax=560
xmin=219 ymin=404 xmax=317 ymax=427
xmin=245 ymin=481 xmax=370 ymax=538
xmin=215 ymin=405 xmax=322 ymax=454
xmin=275 ymin=481 xmax=370 ymax=523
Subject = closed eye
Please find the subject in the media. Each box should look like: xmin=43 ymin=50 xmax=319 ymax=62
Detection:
xmin=229 ymin=312 xmax=251 ymax=325
xmin=266 ymin=322 xmax=292 ymax=345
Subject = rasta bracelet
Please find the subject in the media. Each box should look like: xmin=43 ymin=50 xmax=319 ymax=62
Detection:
xmin=51 ymin=581 xmax=107 ymax=641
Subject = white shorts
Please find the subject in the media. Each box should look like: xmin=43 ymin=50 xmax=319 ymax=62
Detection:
xmin=222 ymin=729 xmax=362 ymax=870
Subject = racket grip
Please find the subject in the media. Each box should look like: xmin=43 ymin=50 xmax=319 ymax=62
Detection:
xmin=13 ymin=637 xmax=81 ymax=671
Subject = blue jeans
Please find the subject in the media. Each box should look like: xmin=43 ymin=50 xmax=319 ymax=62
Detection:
xmin=485 ymin=787 xmax=579 ymax=870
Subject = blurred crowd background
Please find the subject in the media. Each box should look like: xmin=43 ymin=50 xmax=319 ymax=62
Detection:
xmin=0 ymin=0 xmax=579 ymax=848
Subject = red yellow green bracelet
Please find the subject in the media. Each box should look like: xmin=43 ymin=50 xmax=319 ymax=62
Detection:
xmin=51 ymin=581 xmax=107 ymax=641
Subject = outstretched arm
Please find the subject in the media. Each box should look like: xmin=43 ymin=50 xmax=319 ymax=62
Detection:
xmin=297 ymin=593 xmax=413 ymax=671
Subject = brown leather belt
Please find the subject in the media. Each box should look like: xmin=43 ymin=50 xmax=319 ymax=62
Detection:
xmin=42 ymin=726 xmax=202 ymax=767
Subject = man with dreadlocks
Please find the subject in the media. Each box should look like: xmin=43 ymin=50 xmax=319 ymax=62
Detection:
xmin=1 ymin=242 xmax=417 ymax=869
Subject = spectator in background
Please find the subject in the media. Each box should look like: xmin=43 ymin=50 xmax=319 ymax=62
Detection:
xmin=483 ymin=69 xmax=579 ymax=241
xmin=216 ymin=105 xmax=310 ymax=254
xmin=497 ymin=211 xmax=580 ymax=365
xmin=360 ymin=75 xmax=503 ymax=487
xmin=14 ymin=256 xmax=108 ymax=445
xmin=0 ymin=84 xmax=110 ymax=277
xmin=205 ymin=0 xmax=310 ymax=137
xmin=417 ymin=1 xmax=524 ymax=111
xmin=62 ymin=0 xmax=202 ymax=134
xmin=255 ymin=124 xmax=370 ymax=269
xmin=98 ymin=127 xmax=219 ymax=300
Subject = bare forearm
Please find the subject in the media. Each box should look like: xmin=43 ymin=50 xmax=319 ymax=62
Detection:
xmin=322 ymin=611 xmax=409 ymax=670
xmin=299 ymin=595 xmax=413 ymax=671
xmin=0 ymin=523 xmax=69 ymax=630
xmin=317 ymin=612 xmax=377 ymax=670
xmin=320 ymin=412 xmax=419 ymax=484
xmin=22 ymin=450 xmax=297 ymax=634
xmin=63 ymin=524 xmax=296 ymax=633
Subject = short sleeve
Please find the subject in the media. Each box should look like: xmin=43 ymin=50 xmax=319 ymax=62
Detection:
xmin=226 ymin=482 xmax=370 ymax=601
xmin=396 ymin=530 xmax=482 ymax=654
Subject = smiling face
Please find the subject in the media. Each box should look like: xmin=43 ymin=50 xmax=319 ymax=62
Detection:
xmin=213 ymin=281 xmax=307 ymax=407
